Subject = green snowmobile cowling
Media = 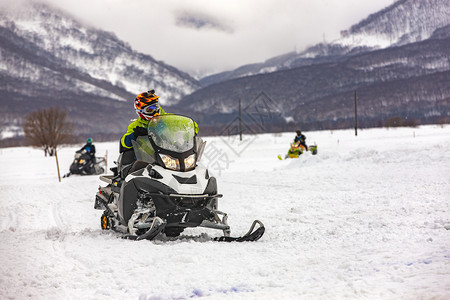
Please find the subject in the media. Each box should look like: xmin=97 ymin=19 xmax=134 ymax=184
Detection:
xmin=277 ymin=144 xmax=318 ymax=160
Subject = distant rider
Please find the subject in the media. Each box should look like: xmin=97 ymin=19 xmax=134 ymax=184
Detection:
xmin=79 ymin=137 xmax=96 ymax=163
xmin=294 ymin=130 xmax=308 ymax=151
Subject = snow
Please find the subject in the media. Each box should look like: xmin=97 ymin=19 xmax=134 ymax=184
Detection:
xmin=0 ymin=126 xmax=23 ymax=139
xmin=1 ymin=125 xmax=450 ymax=299
xmin=58 ymin=35 xmax=94 ymax=54
xmin=334 ymin=33 xmax=393 ymax=49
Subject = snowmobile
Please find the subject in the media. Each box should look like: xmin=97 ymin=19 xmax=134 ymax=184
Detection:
xmin=277 ymin=141 xmax=318 ymax=160
xmin=64 ymin=150 xmax=105 ymax=177
xmin=94 ymin=114 xmax=265 ymax=242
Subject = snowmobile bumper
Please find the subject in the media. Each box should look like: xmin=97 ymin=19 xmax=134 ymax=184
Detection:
xmin=150 ymin=193 xmax=223 ymax=228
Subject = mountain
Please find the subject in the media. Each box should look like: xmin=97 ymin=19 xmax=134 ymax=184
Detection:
xmin=175 ymin=0 xmax=450 ymax=133
xmin=1 ymin=0 xmax=449 ymax=145
xmin=200 ymin=0 xmax=450 ymax=87
xmin=0 ymin=0 xmax=199 ymax=144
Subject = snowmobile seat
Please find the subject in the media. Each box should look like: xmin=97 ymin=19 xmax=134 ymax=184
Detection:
xmin=120 ymin=148 xmax=135 ymax=164
xmin=119 ymin=149 xmax=136 ymax=179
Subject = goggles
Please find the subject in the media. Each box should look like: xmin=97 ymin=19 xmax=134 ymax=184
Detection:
xmin=139 ymin=104 xmax=159 ymax=115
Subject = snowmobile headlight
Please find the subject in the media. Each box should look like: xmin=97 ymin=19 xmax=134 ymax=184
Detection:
xmin=184 ymin=154 xmax=196 ymax=170
xmin=160 ymin=154 xmax=180 ymax=171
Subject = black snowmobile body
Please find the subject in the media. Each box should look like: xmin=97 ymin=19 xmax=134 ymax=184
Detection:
xmin=95 ymin=114 xmax=264 ymax=241
xmin=65 ymin=150 xmax=105 ymax=177
xmin=118 ymin=164 xmax=220 ymax=236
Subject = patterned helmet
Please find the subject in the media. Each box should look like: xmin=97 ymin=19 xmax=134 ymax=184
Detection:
xmin=87 ymin=138 xmax=93 ymax=144
xmin=134 ymin=90 xmax=160 ymax=120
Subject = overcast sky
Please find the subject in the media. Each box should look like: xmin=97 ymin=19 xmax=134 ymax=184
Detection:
xmin=42 ymin=0 xmax=395 ymax=77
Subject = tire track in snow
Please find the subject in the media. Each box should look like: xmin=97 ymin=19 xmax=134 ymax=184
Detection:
xmin=48 ymin=202 xmax=64 ymax=229
xmin=0 ymin=211 xmax=18 ymax=232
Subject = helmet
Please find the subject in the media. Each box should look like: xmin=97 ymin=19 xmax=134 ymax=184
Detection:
xmin=87 ymin=138 xmax=93 ymax=144
xmin=296 ymin=130 xmax=301 ymax=135
xmin=134 ymin=90 xmax=160 ymax=120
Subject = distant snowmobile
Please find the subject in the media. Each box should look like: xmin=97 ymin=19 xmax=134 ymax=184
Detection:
xmin=64 ymin=150 xmax=105 ymax=177
xmin=277 ymin=141 xmax=318 ymax=160
xmin=94 ymin=114 xmax=265 ymax=242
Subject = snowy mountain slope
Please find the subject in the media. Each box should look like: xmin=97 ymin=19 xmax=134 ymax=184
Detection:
xmin=200 ymin=0 xmax=450 ymax=86
xmin=0 ymin=0 xmax=200 ymax=142
xmin=338 ymin=0 xmax=450 ymax=48
xmin=1 ymin=125 xmax=449 ymax=299
xmin=0 ymin=0 xmax=199 ymax=104
xmin=177 ymin=31 xmax=450 ymax=133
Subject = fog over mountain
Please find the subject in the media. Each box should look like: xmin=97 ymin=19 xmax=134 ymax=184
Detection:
xmin=41 ymin=0 xmax=395 ymax=77
xmin=200 ymin=0 xmax=450 ymax=86
xmin=176 ymin=0 xmax=449 ymax=133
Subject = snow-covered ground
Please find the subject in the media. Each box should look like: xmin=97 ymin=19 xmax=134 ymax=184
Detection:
xmin=1 ymin=125 xmax=449 ymax=299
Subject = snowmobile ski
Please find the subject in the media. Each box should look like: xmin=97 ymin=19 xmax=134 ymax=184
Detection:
xmin=123 ymin=217 xmax=166 ymax=241
xmin=214 ymin=220 xmax=265 ymax=242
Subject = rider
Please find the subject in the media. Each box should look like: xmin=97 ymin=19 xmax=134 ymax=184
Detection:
xmin=119 ymin=89 xmax=199 ymax=175
xmin=79 ymin=137 xmax=96 ymax=163
xmin=120 ymin=89 xmax=199 ymax=153
xmin=294 ymin=130 xmax=308 ymax=151
xmin=120 ymin=90 xmax=166 ymax=153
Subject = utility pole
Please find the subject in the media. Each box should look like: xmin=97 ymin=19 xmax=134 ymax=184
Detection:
xmin=239 ymin=98 xmax=242 ymax=141
xmin=354 ymin=91 xmax=358 ymax=136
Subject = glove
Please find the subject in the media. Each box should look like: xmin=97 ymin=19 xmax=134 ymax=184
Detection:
xmin=133 ymin=126 xmax=147 ymax=138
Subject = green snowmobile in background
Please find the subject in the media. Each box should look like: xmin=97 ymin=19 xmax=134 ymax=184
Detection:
xmin=278 ymin=141 xmax=318 ymax=160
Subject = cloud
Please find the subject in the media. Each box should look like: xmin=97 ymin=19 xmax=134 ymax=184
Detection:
xmin=39 ymin=0 xmax=395 ymax=77
xmin=0 ymin=0 xmax=29 ymax=12
xmin=175 ymin=10 xmax=234 ymax=33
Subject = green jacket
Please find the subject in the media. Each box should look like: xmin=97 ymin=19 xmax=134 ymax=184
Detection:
xmin=120 ymin=108 xmax=199 ymax=151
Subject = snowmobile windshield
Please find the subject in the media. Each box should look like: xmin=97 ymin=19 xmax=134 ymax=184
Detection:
xmin=147 ymin=115 xmax=195 ymax=153
xmin=132 ymin=137 xmax=156 ymax=164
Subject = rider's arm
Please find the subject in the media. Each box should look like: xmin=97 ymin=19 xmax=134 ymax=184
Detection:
xmin=120 ymin=120 xmax=142 ymax=150
xmin=194 ymin=121 xmax=199 ymax=135
xmin=79 ymin=145 xmax=86 ymax=152
xmin=300 ymin=136 xmax=308 ymax=150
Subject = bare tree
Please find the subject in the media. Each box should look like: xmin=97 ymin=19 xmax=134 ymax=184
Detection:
xmin=23 ymin=107 xmax=73 ymax=181
xmin=23 ymin=107 xmax=73 ymax=155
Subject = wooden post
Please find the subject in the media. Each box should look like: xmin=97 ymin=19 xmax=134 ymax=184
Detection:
xmin=354 ymin=91 xmax=358 ymax=136
xmin=55 ymin=147 xmax=61 ymax=182
xmin=105 ymin=150 xmax=108 ymax=174
xmin=239 ymin=98 xmax=242 ymax=141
